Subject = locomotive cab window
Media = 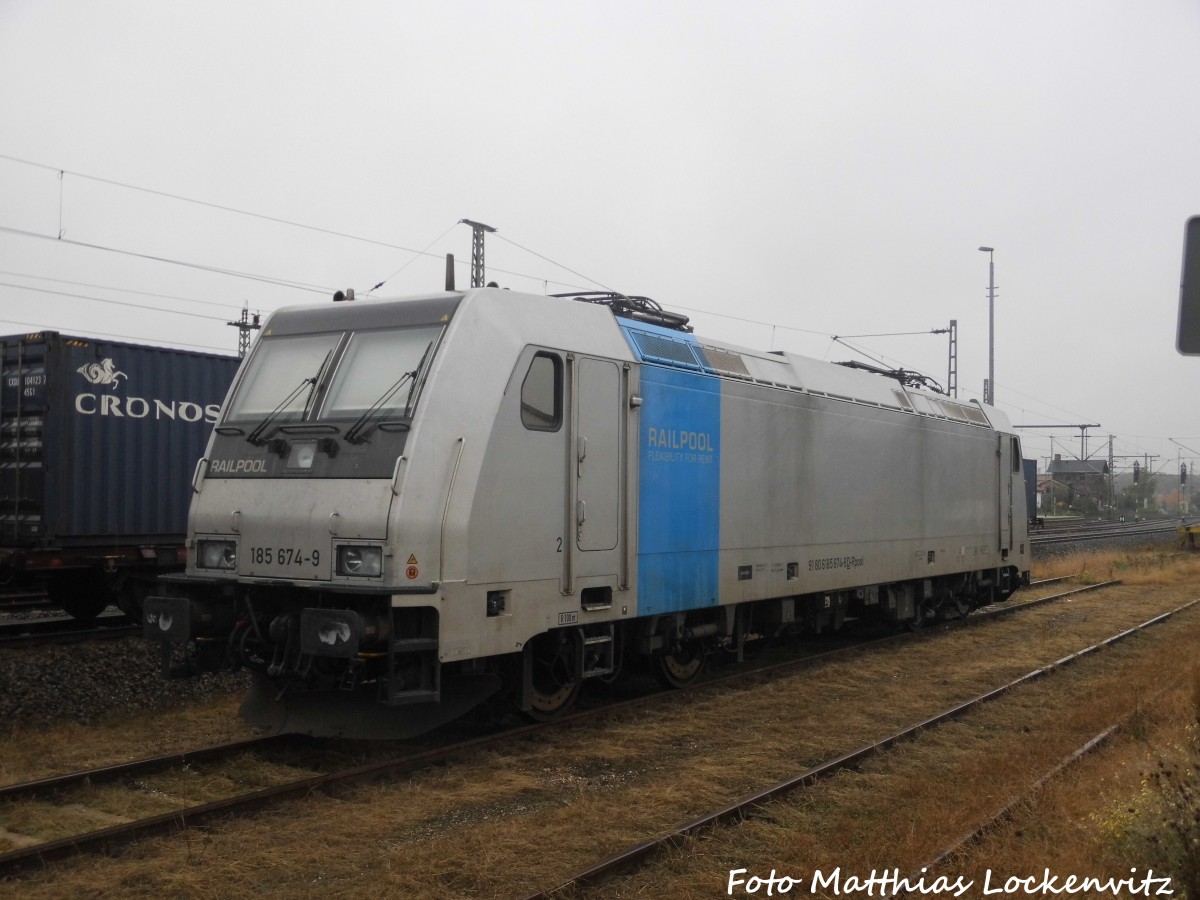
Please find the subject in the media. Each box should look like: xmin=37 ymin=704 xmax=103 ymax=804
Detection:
xmin=520 ymin=352 xmax=562 ymax=431
xmin=223 ymin=332 xmax=341 ymax=423
xmin=222 ymin=325 xmax=446 ymax=428
xmin=320 ymin=325 xmax=443 ymax=419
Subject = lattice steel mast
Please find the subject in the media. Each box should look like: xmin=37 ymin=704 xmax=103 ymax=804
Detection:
xmin=460 ymin=219 xmax=496 ymax=288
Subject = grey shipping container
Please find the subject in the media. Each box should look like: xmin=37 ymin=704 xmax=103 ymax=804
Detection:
xmin=0 ymin=331 xmax=239 ymax=617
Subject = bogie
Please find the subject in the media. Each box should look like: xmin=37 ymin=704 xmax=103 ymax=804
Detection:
xmin=522 ymin=630 xmax=583 ymax=720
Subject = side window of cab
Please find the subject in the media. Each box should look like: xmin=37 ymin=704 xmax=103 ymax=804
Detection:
xmin=520 ymin=352 xmax=562 ymax=432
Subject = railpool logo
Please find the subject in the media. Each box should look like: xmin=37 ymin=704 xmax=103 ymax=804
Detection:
xmin=76 ymin=358 xmax=128 ymax=389
xmin=74 ymin=357 xmax=221 ymax=424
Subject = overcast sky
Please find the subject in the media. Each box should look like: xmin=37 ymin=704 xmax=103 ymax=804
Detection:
xmin=2 ymin=1 xmax=1199 ymax=479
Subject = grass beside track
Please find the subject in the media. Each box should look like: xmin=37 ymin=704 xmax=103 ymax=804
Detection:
xmin=1 ymin=547 xmax=1197 ymax=898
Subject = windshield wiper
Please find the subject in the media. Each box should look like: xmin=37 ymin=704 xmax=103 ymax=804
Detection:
xmin=245 ymin=350 xmax=333 ymax=446
xmin=345 ymin=370 xmax=416 ymax=444
xmin=344 ymin=341 xmax=435 ymax=445
xmin=404 ymin=341 xmax=435 ymax=418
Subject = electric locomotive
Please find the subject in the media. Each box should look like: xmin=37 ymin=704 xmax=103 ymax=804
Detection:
xmin=145 ymin=288 xmax=1029 ymax=737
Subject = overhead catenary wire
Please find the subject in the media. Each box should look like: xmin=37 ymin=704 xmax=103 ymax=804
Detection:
xmin=1 ymin=203 xmax=1102 ymax=440
xmin=830 ymin=335 xmax=897 ymax=370
xmin=0 ymin=315 xmax=232 ymax=354
xmin=0 ymin=281 xmax=232 ymax=323
xmin=830 ymin=335 xmax=942 ymax=381
xmin=670 ymin=303 xmax=829 ymax=339
xmin=366 ymin=221 xmax=461 ymax=295
xmin=0 ymin=152 xmax=440 ymax=256
xmin=1168 ymin=437 xmax=1200 ymax=458
xmin=492 ymin=231 xmax=620 ymax=295
xmin=0 ymin=154 xmax=1170 ymax=455
xmin=0 ymin=155 xmax=593 ymax=298
xmin=0 ymin=269 xmax=246 ymax=315
xmin=832 ymin=329 xmax=948 ymax=339
xmin=0 ymin=225 xmax=333 ymax=294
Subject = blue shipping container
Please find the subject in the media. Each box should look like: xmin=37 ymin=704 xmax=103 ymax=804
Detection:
xmin=0 ymin=332 xmax=239 ymax=547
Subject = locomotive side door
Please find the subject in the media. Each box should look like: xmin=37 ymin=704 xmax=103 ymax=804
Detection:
xmin=998 ymin=433 xmax=1013 ymax=552
xmin=569 ymin=356 xmax=625 ymax=581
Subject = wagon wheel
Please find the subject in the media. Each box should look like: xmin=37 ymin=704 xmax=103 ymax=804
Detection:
xmin=654 ymin=639 xmax=706 ymax=689
xmin=49 ymin=570 xmax=110 ymax=620
xmin=114 ymin=572 xmax=153 ymax=620
xmin=525 ymin=630 xmax=581 ymax=720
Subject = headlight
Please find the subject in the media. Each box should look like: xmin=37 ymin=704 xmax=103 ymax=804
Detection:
xmin=197 ymin=539 xmax=237 ymax=570
xmin=337 ymin=545 xmax=383 ymax=577
xmin=286 ymin=441 xmax=317 ymax=470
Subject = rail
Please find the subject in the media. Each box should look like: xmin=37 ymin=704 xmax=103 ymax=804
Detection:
xmin=0 ymin=578 xmax=1133 ymax=879
xmin=524 ymin=597 xmax=1199 ymax=898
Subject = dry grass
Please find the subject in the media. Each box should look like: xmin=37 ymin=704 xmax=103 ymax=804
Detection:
xmin=1033 ymin=546 xmax=1200 ymax=587
xmin=1 ymin=547 xmax=1198 ymax=898
xmin=940 ymin=676 xmax=1200 ymax=897
xmin=0 ymin=693 xmax=254 ymax=788
xmin=0 ymin=755 xmax=314 ymax=859
xmin=1089 ymin=669 xmax=1200 ymax=898
xmin=604 ymin=626 xmax=1200 ymax=898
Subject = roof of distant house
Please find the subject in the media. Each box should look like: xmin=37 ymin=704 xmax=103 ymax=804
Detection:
xmin=1048 ymin=459 xmax=1109 ymax=475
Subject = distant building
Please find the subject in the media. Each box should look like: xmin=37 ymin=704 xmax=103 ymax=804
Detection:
xmin=1035 ymin=472 xmax=1053 ymax=512
xmin=1047 ymin=453 xmax=1109 ymax=510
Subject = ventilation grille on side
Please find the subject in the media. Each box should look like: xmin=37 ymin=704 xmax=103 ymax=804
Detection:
xmin=627 ymin=330 xmax=705 ymax=370
xmin=961 ymin=404 xmax=990 ymax=425
xmin=698 ymin=345 xmax=751 ymax=377
xmin=937 ymin=400 xmax=969 ymax=422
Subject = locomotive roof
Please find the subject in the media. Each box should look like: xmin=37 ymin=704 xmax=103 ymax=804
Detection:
xmin=257 ymin=289 xmax=1011 ymax=433
xmin=261 ymin=293 xmax=463 ymax=337
xmin=615 ymin=315 xmax=1010 ymax=433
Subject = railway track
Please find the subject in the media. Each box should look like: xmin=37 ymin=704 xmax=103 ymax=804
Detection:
xmin=0 ymin=610 xmax=134 ymax=646
xmin=526 ymin=597 xmax=1199 ymax=898
xmin=916 ymin=726 xmax=1120 ymax=877
xmin=0 ymin=611 xmax=135 ymax=648
xmin=0 ymin=592 xmax=52 ymax=613
xmin=907 ymin=671 xmax=1188 ymax=887
xmin=1030 ymin=519 xmax=1178 ymax=549
xmin=0 ymin=734 xmax=293 ymax=805
xmin=0 ymin=578 xmax=1121 ymax=879
xmin=0 ymin=712 xmax=560 ymax=876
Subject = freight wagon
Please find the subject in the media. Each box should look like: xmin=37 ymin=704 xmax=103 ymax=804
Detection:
xmin=0 ymin=332 xmax=238 ymax=618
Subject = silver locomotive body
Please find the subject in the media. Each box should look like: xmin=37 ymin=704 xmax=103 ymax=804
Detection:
xmin=146 ymin=288 xmax=1029 ymax=737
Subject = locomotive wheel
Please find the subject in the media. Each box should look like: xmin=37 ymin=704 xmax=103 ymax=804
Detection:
xmin=525 ymin=631 xmax=581 ymax=720
xmin=940 ymin=576 xmax=972 ymax=619
xmin=654 ymin=641 xmax=705 ymax=689
xmin=944 ymin=595 xmax=970 ymax=619
xmin=905 ymin=599 xmax=932 ymax=631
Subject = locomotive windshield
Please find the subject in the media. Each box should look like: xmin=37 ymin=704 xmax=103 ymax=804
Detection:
xmin=224 ymin=332 xmax=340 ymax=423
xmin=322 ymin=325 xmax=441 ymax=418
xmin=223 ymin=324 xmax=445 ymax=427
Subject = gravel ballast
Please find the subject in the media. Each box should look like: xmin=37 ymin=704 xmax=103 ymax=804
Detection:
xmin=0 ymin=637 xmax=250 ymax=727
